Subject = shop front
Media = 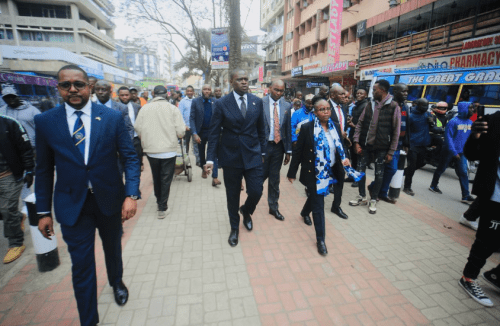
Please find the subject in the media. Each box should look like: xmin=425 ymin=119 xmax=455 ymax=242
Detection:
xmin=321 ymin=60 xmax=357 ymax=95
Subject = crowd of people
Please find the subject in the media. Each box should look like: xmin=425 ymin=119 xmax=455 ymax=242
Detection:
xmin=1 ymin=64 xmax=499 ymax=326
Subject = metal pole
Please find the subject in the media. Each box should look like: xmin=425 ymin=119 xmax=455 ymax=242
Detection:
xmin=471 ymin=0 xmax=482 ymax=37
xmin=393 ymin=16 xmax=400 ymax=57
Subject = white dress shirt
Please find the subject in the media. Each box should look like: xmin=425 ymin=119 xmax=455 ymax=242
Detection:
xmin=325 ymin=131 xmax=337 ymax=167
xmin=233 ymin=91 xmax=247 ymax=111
xmin=102 ymin=98 xmax=113 ymax=108
xmin=65 ymin=100 xmax=92 ymax=165
xmin=330 ymin=99 xmax=345 ymax=132
xmin=127 ymin=101 xmax=138 ymax=137
xmin=268 ymin=97 xmax=279 ymax=141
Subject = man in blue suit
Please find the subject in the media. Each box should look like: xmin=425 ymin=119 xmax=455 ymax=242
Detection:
xmin=190 ymin=84 xmax=221 ymax=186
xmin=204 ymin=69 xmax=267 ymax=247
xmin=36 ymin=65 xmax=141 ymax=326
xmin=262 ymin=80 xmax=292 ymax=221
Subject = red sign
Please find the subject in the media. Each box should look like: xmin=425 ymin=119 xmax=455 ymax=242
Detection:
xmin=462 ymin=33 xmax=500 ymax=53
xmin=258 ymin=66 xmax=264 ymax=83
xmin=327 ymin=0 xmax=343 ymax=64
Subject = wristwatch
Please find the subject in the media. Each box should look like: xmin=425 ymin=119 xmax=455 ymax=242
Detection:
xmin=128 ymin=195 xmax=139 ymax=200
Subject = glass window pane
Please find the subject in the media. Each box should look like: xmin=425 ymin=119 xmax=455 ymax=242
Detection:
xmin=407 ymin=86 xmax=424 ymax=102
xmin=462 ymin=85 xmax=500 ymax=106
xmin=16 ymin=84 xmax=34 ymax=96
xmin=424 ymin=85 xmax=459 ymax=103
xmin=34 ymin=85 xmax=49 ymax=96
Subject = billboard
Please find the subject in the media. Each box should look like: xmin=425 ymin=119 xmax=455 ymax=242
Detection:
xmin=327 ymin=0 xmax=343 ymax=64
xmin=398 ymin=68 xmax=500 ymax=85
xmin=418 ymin=48 xmax=500 ymax=70
xmin=211 ymin=28 xmax=229 ymax=70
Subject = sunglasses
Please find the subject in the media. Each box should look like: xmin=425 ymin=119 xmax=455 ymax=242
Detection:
xmin=58 ymin=81 xmax=89 ymax=91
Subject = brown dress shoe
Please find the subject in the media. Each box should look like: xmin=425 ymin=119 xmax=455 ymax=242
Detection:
xmin=202 ymin=170 xmax=208 ymax=179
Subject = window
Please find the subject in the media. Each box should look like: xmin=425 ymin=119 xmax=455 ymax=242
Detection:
xmin=16 ymin=84 xmax=34 ymax=96
xmin=424 ymin=85 xmax=460 ymax=103
xmin=34 ymin=85 xmax=49 ymax=96
xmin=461 ymin=85 xmax=500 ymax=106
xmin=341 ymin=30 xmax=349 ymax=46
xmin=407 ymin=86 xmax=424 ymax=102
xmin=17 ymin=3 xmax=71 ymax=19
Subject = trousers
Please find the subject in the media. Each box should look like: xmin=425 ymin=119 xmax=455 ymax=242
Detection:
xmin=198 ymin=129 xmax=218 ymax=178
xmin=300 ymin=187 xmax=326 ymax=242
xmin=357 ymin=147 xmax=387 ymax=200
xmin=147 ymin=156 xmax=176 ymax=211
xmin=262 ymin=141 xmax=285 ymax=212
xmin=0 ymin=174 xmax=24 ymax=247
xmin=430 ymin=151 xmax=469 ymax=198
xmin=60 ymin=192 xmax=123 ymax=326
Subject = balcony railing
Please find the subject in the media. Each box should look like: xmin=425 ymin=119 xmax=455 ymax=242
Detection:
xmin=360 ymin=8 xmax=500 ymax=66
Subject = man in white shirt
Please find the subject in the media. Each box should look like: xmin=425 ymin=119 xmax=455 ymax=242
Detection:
xmin=118 ymin=86 xmax=143 ymax=171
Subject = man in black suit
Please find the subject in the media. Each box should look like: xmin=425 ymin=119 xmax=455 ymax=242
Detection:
xmin=118 ymin=86 xmax=143 ymax=171
xmin=204 ymin=69 xmax=267 ymax=247
xmin=327 ymin=85 xmax=349 ymax=219
xmin=262 ymin=80 xmax=292 ymax=221
xmin=190 ymin=84 xmax=221 ymax=186
xmin=459 ymin=111 xmax=500 ymax=307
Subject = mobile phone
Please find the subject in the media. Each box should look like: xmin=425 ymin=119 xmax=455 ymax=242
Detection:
xmin=477 ymin=105 xmax=485 ymax=119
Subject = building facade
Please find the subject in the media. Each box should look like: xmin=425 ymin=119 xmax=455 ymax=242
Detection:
xmin=260 ymin=0 xmax=285 ymax=86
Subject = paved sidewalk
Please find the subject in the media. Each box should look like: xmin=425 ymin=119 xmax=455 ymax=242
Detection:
xmin=1 ymin=161 xmax=499 ymax=325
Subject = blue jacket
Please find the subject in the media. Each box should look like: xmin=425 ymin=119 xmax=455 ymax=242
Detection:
xmin=444 ymin=102 xmax=472 ymax=156
xmin=409 ymin=108 xmax=432 ymax=147
xmin=35 ymin=103 xmax=141 ymax=226
xmin=189 ymin=96 xmax=214 ymax=135
xmin=207 ymin=92 xmax=267 ymax=169
xmin=291 ymin=107 xmax=314 ymax=142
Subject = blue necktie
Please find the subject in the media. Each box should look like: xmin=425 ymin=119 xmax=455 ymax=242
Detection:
xmin=73 ymin=111 xmax=85 ymax=158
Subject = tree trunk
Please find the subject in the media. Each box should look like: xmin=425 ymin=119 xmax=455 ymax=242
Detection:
xmin=228 ymin=0 xmax=241 ymax=72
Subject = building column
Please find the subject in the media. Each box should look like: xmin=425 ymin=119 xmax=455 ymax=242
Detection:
xmin=70 ymin=4 xmax=82 ymax=54
xmin=7 ymin=0 xmax=20 ymax=46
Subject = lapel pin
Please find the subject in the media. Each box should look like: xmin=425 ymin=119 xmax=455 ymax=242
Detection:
xmin=95 ymin=117 xmax=101 ymax=121
xmin=252 ymin=102 xmax=256 ymax=106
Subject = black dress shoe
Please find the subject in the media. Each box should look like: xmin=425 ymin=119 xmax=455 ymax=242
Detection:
xmin=331 ymin=207 xmax=348 ymax=219
xmin=239 ymin=206 xmax=253 ymax=231
xmin=113 ymin=280 xmax=129 ymax=306
xmin=379 ymin=196 xmax=397 ymax=204
xmin=351 ymin=182 xmax=359 ymax=187
xmin=302 ymin=214 xmax=312 ymax=226
xmin=317 ymin=241 xmax=328 ymax=256
xmin=269 ymin=209 xmax=285 ymax=221
xmin=228 ymin=229 xmax=239 ymax=247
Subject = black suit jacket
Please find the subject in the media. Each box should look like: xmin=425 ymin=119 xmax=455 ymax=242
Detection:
xmin=328 ymin=99 xmax=348 ymax=131
xmin=262 ymin=95 xmax=292 ymax=153
xmin=207 ymin=92 xmax=267 ymax=169
xmin=464 ymin=111 xmax=500 ymax=199
xmin=287 ymin=120 xmax=345 ymax=190
xmin=189 ymin=96 xmax=215 ymax=135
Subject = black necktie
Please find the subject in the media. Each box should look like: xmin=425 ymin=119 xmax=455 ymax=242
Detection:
xmin=240 ymin=96 xmax=246 ymax=118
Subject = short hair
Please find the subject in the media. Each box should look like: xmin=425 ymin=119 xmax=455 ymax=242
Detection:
xmin=186 ymin=85 xmax=194 ymax=91
xmin=129 ymin=88 xmax=138 ymax=93
xmin=270 ymin=80 xmax=284 ymax=88
xmin=118 ymin=86 xmax=130 ymax=93
xmin=374 ymin=79 xmax=390 ymax=92
xmin=229 ymin=68 xmax=246 ymax=80
xmin=314 ymin=99 xmax=329 ymax=108
xmin=88 ymin=76 xmax=97 ymax=82
xmin=57 ymin=65 xmax=88 ymax=82
xmin=356 ymin=88 xmax=367 ymax=94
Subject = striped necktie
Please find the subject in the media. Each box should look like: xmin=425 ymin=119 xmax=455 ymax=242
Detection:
xmin=73 ymin=111 xmax=85 ymax=158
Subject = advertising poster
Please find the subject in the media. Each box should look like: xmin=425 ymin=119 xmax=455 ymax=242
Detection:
xmin=259 ymin=66 xmax=264 ymax=82
xmin=328 ymin=0 xmax=343 ymax=64
xmin=211 ymin=28 xmax=230 ymax=70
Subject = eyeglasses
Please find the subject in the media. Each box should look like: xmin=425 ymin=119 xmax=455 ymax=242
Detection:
xmin=58 ymin=81 xmax=89 ymax=91
xmin=316 ymin=108 xmax=332 ymax=112
xmin=436 ymin=106 xmax=448 ymax=109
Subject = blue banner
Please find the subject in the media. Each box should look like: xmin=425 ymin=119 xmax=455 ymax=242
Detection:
xmin=211 ymin=28 xmax=229 ymax=70
xmin=398 ymin=69 xmax=500 ymax=85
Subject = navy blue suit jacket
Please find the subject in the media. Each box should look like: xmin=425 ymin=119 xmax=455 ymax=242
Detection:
xmin=189 ymin=96 xmax=215 ymax=135
xmin=262 ymin=95 xmax=292 ymax=153
xmin=207 ymin=92 xmax=266 ymax=169
xmin=35 ymin=102 xmax=141 ymax=227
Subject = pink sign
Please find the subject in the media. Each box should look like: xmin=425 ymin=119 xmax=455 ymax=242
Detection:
xmin=328 ymin=0 xmax=343 ymax=64
xmin=321 ymin=61 xmax=349 ymax=74
xmin=258 ymin=66 xmax=264 ymax=82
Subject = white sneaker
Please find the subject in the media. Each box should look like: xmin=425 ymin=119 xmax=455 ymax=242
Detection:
xmin=368 ymin=200 xmax=377 ymax=214
xmin=459 ymin=214 xmax=478 ymax=231
xmin=157 ymin=210 xmax=166 ymax=219
xmin=349 ymin=195 xmax=367 ymax=206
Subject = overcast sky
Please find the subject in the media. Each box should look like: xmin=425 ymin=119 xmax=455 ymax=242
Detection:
xmin=112 ymin=0 xmax=264 ymax=41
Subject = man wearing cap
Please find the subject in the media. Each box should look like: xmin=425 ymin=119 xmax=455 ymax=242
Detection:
xmin=135 ymin=86 xmax=185 ymax=218
xmin=129 ymin=87 xmax=142 ymax=106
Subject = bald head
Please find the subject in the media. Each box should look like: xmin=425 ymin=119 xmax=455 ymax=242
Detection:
xmin=270 ymin=80 xmax=284 ymax=88
xmin=393 ymin=83 xmax=408 ymax=102
xmin=269 ymin=79 xmax=285 ymax=101
xmin=202 ymin=84 xmax=212 ymax=99
xmin=330 ymin=85 xmax=345 ymax=104
xmin=319 ymin=85 xmax=329 ymax=97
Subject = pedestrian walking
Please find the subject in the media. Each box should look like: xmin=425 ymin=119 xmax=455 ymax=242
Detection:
xmin=350 ymin=79 xmax=401 ymax=214
xmin=458 ymin=110 xmax=500 ymax=307
xmin=135 ymin=86 xmax=185 ymax=218
xmin=204 ymin=69 xmax=267 ymax=248
xmin=0 ymin=114 xmax=34 ymax=263
xmin=429 ymin=101 xmax=475 ymax=204
xmin=348 ymin=88 xmax=369 ymax=187
xmin=35 ymin=65 xmax=141 ymax=326
xmin=287 ymin=99 xmax=350 ymax=256
xmin=179 ymin=85 xmax=201 ymax=166
xmin=118 ymin=86 xmax=143 ymax=171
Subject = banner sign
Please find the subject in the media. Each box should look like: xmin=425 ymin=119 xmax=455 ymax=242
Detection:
xmin=0 ymin=72 xmax=58 ymax=87
xmin=211 ymin=28 xmax=229 ymax=70
xmin=360 ymin=65 xmax=396 ymax=80
xmin=291 ymin=66 xmax=303 ymax=77
xmin=418 ymin=49 xmax=500 ymax=70
xmin=462 ymin=33 xmax=500 ymax=53
xmin=306 ymin=82 xmax=327 ymax=88
xmin=398 ymin=68 xmax=500 ymax=85
xmin=259 ymin=66 xmax=264 ymax=82
xmin=357 ymin=20 xmax=367 ymax=38
xmin=327 ymin=0 xmax=343 ymax=64
xmin=303 ymin=61 xmax=322 ymax=75
xmin=321 ymin=60 xmax=349 ymax=74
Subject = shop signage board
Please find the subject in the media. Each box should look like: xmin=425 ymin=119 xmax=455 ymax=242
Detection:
xmin=360 ymin=65 xmax=396 ymax=80
xmin=303 ymin=61 xmax=322 ymax=75
xmin=306 ymin=82 xmax=328 ymax=88
xmin=321 ymin=60 xmax=349 ymax=74
xmin=462 ymin=33 xmax=500 ymax=53
xmin=357 ymin=20 xmax=367 ymax=38
xmin=327 ymin=0 xmax=343 ymax=64
xmin=291 ymin=66 xmax=303 ymax=77
xmin=211 ymin=28 xmax=229 ymax=70
xmin=398 ymin=68 xmax=500 ymax=85
xmin=418 ymin=48 xmax=500 ymax=69
xmin=0 ymin=72 xmax=57 ymax=87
